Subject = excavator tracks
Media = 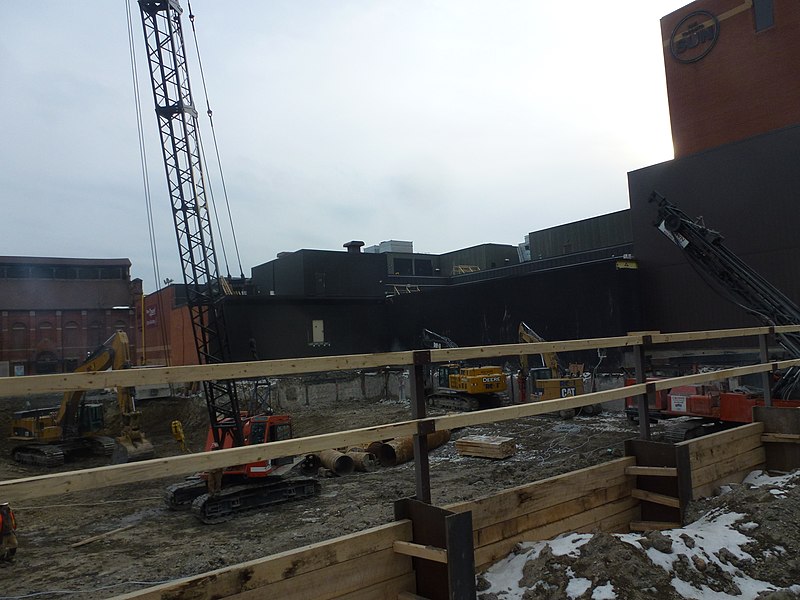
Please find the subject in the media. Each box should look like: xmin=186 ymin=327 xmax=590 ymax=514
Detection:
xmin=11 ymin=445 xmax=65 ymax=467
xmin=11 ymin=436 xmax=116 ymax=467
xmin=191 ymin=478 xmax=321 ymax=524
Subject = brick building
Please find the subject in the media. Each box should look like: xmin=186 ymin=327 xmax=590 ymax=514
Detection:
xmin=0 ymin=257 xmax=141 ymax=375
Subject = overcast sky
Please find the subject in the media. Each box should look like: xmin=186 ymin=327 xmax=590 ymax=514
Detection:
xmin=0 ymin=1 xmax=680 ymax=293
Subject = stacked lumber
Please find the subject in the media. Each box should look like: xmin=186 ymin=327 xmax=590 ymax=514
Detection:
xmin=455 ymin=435 xmax=516 ymax=459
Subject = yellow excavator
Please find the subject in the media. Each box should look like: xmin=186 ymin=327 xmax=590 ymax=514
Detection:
xmin=9 ymin=331 xmax=155 ymax=467
xmin=421 ymin=329 xmax=507 ymax=411
xmin=518 ymin=322 xmax=602 ymax=417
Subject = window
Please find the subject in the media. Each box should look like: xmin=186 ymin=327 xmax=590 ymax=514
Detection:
xmin=63 ymin=321 xmax=80 ymax=359
xmin=414 ymin=259 xmax=433 ymax=276
xmin=753 ymin=0 xmax=774 ymax=31
xmin=10 ymin=323 xmax=27 ymax=350
xmin=393 ymin=258 xmax=413 ymax=276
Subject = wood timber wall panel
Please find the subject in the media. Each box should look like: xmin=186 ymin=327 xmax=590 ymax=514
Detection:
xmin=112 ymin=521 xmax=415 ymax=600
xmin=446 ymin=457 xmax=638 ymax=570
xmin=677 ymin=422 xmax=766 ymax=499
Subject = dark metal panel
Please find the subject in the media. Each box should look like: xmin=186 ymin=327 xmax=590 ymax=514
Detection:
xmin=528 ymin=210 xmax=632 ymax=260
xmin=628 ymin=123 xmax=800 ymax=334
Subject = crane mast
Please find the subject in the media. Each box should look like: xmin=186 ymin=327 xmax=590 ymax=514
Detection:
xmin=138 ymin=0 xmax=244 ymax=446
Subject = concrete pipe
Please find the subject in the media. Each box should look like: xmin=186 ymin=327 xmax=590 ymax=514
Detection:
xmin=318 ymin=449 xmax=355 ymax=476
xmin=377 ymin=429 xmax=451 ymax=467
xmin=346 ymin=450 xmax=378 ymax=472
xmin=366 ymin=441 xmax=385 ymax=456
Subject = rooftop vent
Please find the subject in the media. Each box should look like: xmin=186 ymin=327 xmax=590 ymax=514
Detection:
xmin=343 ymin=240 xmax=365 ymax=254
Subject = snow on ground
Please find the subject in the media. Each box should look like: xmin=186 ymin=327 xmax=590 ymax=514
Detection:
xmin=477 ymin=470 xmax=800 ymax=600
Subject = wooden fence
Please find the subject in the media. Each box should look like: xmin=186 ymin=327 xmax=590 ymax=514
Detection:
xmin=3 ymin=325 xmax=800 ymax=599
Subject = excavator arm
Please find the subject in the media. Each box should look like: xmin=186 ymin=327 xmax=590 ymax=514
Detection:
xmin=518 ymin=322 xmax=561 ymax=378
xmin=54 ymin=331 xmax=132 ymax=437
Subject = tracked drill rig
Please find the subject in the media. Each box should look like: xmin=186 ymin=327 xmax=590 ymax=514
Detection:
xmin=626 ymin=192 xmax=800 ymax=438
xmin=137 ymin=0 xmax=317 ymax=522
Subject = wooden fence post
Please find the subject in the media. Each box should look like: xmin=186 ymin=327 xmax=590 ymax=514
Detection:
xmin=758 ymin=332 xmax=773 ymax=407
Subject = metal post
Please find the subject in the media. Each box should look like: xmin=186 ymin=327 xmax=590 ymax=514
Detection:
xmin=410 ymin=351 xmax=432 ymax=503
xmin=759 ymin=332 xmax=773 ymax=407
xmin=634 ymin=339 xmax=652 ymax=440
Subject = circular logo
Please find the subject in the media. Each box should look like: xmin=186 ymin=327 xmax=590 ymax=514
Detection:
xmin=669 ymin=10 xmax=720 ymax=64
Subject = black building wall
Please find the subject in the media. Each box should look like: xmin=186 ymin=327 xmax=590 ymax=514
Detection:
xmin=387 ymin=258 xmax=641 ymax=365
xmin=251 ymin=250 xmax=386 ymax=298
xmin=222 ymin=296 xmax=391 ymax=361
xmin=628 ymin=123 xmax=800 ymax=334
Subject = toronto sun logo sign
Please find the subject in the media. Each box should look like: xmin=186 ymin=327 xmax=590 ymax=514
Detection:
xmin=669 ymin=10 xmax=720 ymax=64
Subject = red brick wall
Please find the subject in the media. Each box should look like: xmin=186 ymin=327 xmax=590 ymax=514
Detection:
xmin=663 ymin=0 xmax=800 ymax=157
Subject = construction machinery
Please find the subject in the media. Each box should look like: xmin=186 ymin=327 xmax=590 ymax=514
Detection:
xmin=9 ymin=331 xmax=155 ymax=467
xmin=625 ymin=193 xmax=800 ymax=439
xmin=137 ymin=0 xmax=317 ymax=522
xmin=518 ymin=322 xmax=601 ymax=417
xmin=420 ymin=329 xmax=507 ymax=411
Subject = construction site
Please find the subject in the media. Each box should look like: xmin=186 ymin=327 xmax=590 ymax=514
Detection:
xmin=3 ymin=0 xmax=800 ymax=599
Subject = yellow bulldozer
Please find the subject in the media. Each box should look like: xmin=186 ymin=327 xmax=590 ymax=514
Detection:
xmin=9 ymin=331 xmax=155 ymax=466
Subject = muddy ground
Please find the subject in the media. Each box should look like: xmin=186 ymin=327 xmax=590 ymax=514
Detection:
xmin=0 ymin=376 xmax=793 ymax=599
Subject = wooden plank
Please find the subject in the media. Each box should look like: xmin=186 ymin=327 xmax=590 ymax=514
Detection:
xmin=629 ymin=521 xmax=682 ymax=532
xmin=625 ymin=466 xmax=677 ymax=477
xmin=393 ymin=541 xmax=447 ymax=563
xmin=693 ymin=466 xmax=759 ymax=500
xmin=334 ymin=573 xmax=416 ymax=600
xmin=631 ymin=489 xmax=680 ymax=508
xmin=229 ymin=548 xmax=411 ymax=600
xmin=762 ymin=433 xmax=800 ymax=443
xmin=0 ymin=419 xmax=420 ymax=502
xmin=446 ymin=457 xmax=635 ymax=528
xmin=455 ymin=435 xmax=516 ymax=459
xmin=0 ymin=334 xmax=646 ymax=400
xmin=473 ymin=479 xmax=634 ymax=549
xmin=651 ymin=362 xmax=800 ymax=392
xmin=436 ymin=387 xmax=646 ymax=431
xmin=649 ymin=327 xmax=770 ymax=344
xmin=678 ymin=422 xmax=763 ymax=455
xmin=691 ymin=446 xmax=766 ymax=489
xmin=70 ymin=524 xmax=136 ymax=548
xmin=474 ymin=496 xmax=639 ymax=569
xmin=110 ymin=521 xmax=412 ymax=600
xmin=687 ymin=430 xmax=763 ymax=470
xmin=585 ymin=505 xmax=640 ymax=535
xmin=1 ymin=327 xmax=797 ymax=400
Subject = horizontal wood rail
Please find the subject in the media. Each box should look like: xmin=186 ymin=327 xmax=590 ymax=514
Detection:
xmin=624 ymin=466 xmax=678 ymax=477
xmin=2 ymin=325 xmax=799 ymax=398
xmin=393 ymin=541 xmax=448 ymax=563
xmin=631 ymin=489 xmax=680 ymax=508
xmin=3 ymin=325 xmax=800 ymax=503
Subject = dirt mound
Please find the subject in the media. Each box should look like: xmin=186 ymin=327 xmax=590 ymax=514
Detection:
xmin=478 ymin=470 xmax=800 ymax=599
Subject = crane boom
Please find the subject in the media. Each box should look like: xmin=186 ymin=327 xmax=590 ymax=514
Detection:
xmin=138 ymin=0 xmax=244 ymax=446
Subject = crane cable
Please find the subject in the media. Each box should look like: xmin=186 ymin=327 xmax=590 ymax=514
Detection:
xmin=125 ymin=0 xmax=173 ymax=366
xmin=186 ymin=1 xmax=246 ymax=281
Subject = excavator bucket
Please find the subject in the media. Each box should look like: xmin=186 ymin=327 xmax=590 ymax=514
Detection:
xmin=112 ymin=435 xmax=155 ymax=464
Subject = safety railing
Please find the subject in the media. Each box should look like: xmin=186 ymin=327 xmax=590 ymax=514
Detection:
xmin=2 ymin=324 xmax=800 ymax=504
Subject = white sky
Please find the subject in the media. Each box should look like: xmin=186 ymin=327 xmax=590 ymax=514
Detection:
xmin=0 ymin=1 xmax=679 ymax=293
